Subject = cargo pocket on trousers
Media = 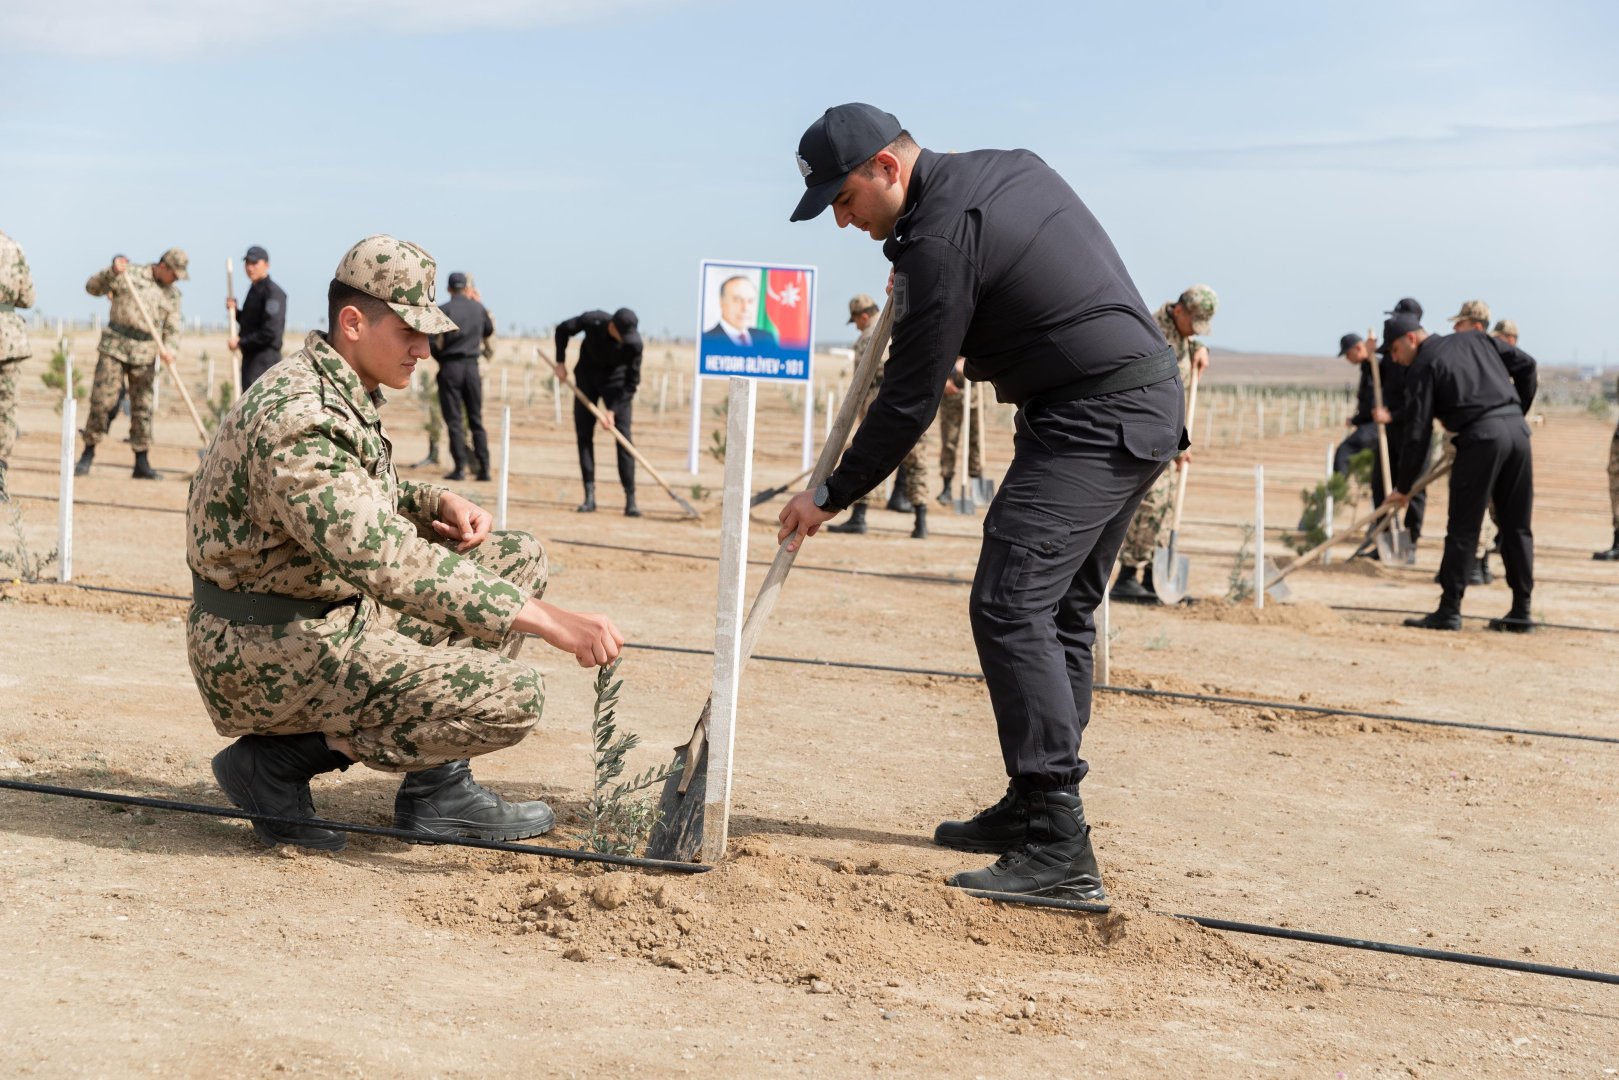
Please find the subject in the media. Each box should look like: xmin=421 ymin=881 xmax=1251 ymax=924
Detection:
xmin=1119 ymin=421 xmax=1186 ymax=463
xmin=976 ymin=503 xmax=1074 ymax=609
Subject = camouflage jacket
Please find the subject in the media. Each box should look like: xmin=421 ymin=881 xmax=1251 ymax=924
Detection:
xmin=0 ymin=229 xmax=35 ymax=361
xmin=1153 ymin=302 xmax=1198 ymax=382
xmin=186 ymin=330 xmax=528 ymax=729
xmin=85 ymin=262 xmax=181 ymax=366
xmin=853 ymin=323 xmax=892 ymax=407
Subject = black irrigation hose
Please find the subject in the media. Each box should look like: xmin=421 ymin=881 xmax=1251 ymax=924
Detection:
xmin=550 ymin=536 xmax=972 ymax=588
xmin=961 ymin=889 xmax=1619 ymax=987
xmin=0 ymin=778 xmax=711 ymax=874
xmin=39 ymin=585 xmax=1619 ymax=747
xmin=1330 ymin=604 xmax=1619 ymax=636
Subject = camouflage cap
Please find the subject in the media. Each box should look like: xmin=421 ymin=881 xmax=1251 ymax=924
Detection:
xmin=334 ymin=234 xmax=457 ymax=334
xmin=1493 ymin=318 xmax=1519 ymax=338
xmin=1448 ymin=299 xmax=1491 ymax=326
xmin=159 ymin=248 xmax=190 ymax=280
xmin=1177 ymin=284 xmax=1218 ymax=335
xmin=847 ymin=292 xmax=878 ymax=323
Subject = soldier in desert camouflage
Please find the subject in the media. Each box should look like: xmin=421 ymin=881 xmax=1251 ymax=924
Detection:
xmin=77 ymin=248 xmax=187 ymax=479
xmin=0 ymin=229 xmax=35 ymax=502
xmin=187 ymin=234 xmax=622 ymax=852
xmin=1111 ymin=284 xmax=1216 ymax=603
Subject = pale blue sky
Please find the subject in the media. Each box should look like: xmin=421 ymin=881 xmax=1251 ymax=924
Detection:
xmin=6 ymin=0 xmax=1616 ymax=363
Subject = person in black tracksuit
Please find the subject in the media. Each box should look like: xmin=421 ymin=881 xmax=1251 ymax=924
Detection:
xmin=1383 ymin=311 xmax=1537 ymax=632
xmin=779 ymin=103 xmax=1186 ymax=900
xmin=1344 ymin=338 xmax=1429 ymax=546
xmin=554 ymin=308 xmax=643 ymax=516
xmin=231 ymin=246 xmax=287 ymax=389
xmin=431 ymin=272 xmax=494 ymax=481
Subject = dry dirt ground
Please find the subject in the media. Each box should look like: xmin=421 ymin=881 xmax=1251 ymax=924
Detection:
xmin=2 ymin=334 xmax=1617 ymax=1078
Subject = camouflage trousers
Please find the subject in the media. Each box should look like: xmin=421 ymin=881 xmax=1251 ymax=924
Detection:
xmin=192 ymin=531 xmax=548 ymax=773
xmin=83 ymin=351 xmax=155 ymax=452
xmin=0 ymin=359 xmax=19 ymax=462
xmin=938 ymin=389 xmax=984 ymax=480
xmin=1118 ymin=465 xmax=1175 ymax=570
xmin=1609 ymin=427 xmax=1619 ymax=528
xmin=855 ymin=390 xmax=931 ymax=507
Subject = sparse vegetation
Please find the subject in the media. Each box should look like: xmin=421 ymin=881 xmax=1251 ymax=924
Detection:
xmin=0 ymin=503 xmax=59 ymax=583
xmin=1285 ymin=473 xmax=1351 ymax=554
xmin=575 ymin=660 xmax=681 ymax=857
xmin=706 ymin=428 xmax=727 ymax=464
xmin=39 ymin=342 xmax=86 ymax=412
xmin=1227 ymin=524 xmax=1254 ymax=604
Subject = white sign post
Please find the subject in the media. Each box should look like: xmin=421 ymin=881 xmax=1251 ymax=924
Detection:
xmin=702 ymin=376 xmax=756 ymax=864
xmin=1254 ymin=464 xmax=1265 ymax=610
xmin=57 ymin=345 xmax=77 ymax=582
xmin=496 ymin=406 xmax=511 ymax=531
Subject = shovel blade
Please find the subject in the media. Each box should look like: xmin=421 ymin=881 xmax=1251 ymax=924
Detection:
xmin=973 ymin=476 xmax=997 ymax=504
xmin=1152 ymin=546 xmax=1190 ymax=606
xmin=1376 ymin=526 xmax=1416 ymax=566
xmin=1262 ymin=558 xmax=1292 ymax=601
xmin=954 ymin=483 xmax=976 ymax=515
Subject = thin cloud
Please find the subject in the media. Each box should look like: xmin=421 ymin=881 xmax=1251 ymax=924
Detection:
xmin=7 ymin=0 xmax=681 ymax=58
xmin=1140 ymin=120 xmax=1619 ymax=172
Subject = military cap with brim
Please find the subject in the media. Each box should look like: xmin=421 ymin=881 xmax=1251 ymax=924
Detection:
xmin=1448 ymin=299 xmax=1491 ymax=325
xmin=1385 ymin=297 xmax=1423 ymax=320
xmin=160 ymin=247 xmax=190 ymax=280
xmin=848 ymin=292 xmax=878 ymax=323
xmin=334 ymin=234 xmax=457 ymax=334
xmin=244 ymin=245 xmax=269 ymax=263
xmin=1177 ymin=284 xmax=1218 ymax=336
xmin=790 ymin=103 xmax=903 ymax=223
xmin=1337 ymin=333 xmax=1362 ymax=357
xmin=1379 ymin=312 xmax=1422 ymax=355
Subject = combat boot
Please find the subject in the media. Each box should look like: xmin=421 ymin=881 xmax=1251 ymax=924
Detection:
xmin=1109 ymin=566 xmax=1153 ymax=604
xmin=131 ymin=451 xmax=159 ymax=480
xmin=911 ymin=504 xmax=928 ymax=539
xmin=1466 ymin=552 xmax=1493 ymax=586
xmin=576 ymin=483 xmax=596 ymax=513
xmin=1403 ymin=607 xmax=1462 ymax=631
xmin=414 ymin=445 xmax=440 ymax=468
xmin=946 ymin=790 xmax=1104 ymax=901
xmin=933 ymin=783 xmax=1030 ymax=853
xmin=1594 ymin=529 xmax=1619 ymax=561
xmin=827 ymin=503 xmax=867 ymax=534
xmin=74 ymin=445 xmax=95 ymax=477
xmin=444 ymin=467 xmax=466 ymax=482
xmin=886 ymin=466 xmax=913 ymax=513
xmin=211 ymin=733 xmax=350 ymax=851
xmin=393 ymin=759 xmax=555 ymax=842
xmin=1488 ymin=598 xmax=1535 ymax=633
xmin=624 ymin=487 xmax=642 ymax=518
xmin=937 ymin=477 xmax=952 ymax=506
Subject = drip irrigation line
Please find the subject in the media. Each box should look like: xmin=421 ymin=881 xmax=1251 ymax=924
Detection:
xmin=548 ymin=536 xmax=974 ymax=588
xmin=35 ymin=585 xmax=1619 ymax=747
xmin=0 ymin=778 xmax=711 ymax=874
xmin=1330 ymin=604 xmax=1619 ymax=636
xmin=962 ymin=889 xmax=1619 ymax=986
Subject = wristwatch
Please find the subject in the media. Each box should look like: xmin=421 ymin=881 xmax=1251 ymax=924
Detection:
xmin=812 ymin=483 xmax=841 ymax=514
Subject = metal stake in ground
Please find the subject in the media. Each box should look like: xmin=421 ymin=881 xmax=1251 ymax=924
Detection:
xmin=646 ymin=299 xmax=895 ymax=862
xmin=119 ymin=273 xmax=209 ymax=442
xmin=1153 ymin=364 xmax=1200 ymax=604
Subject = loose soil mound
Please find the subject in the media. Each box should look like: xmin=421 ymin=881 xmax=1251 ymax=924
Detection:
xmin=1182 ymin=598 xmax=1343 ymax=630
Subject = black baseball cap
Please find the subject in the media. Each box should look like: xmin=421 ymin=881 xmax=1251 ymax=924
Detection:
xmin=244 ymin=245 xmax=269 ymax=263
xmin=1337 ymin=333 xmax=1362 ymax=357
xmin=447 ymin=271 xmax=468 ymax=290
xmin=611 ymin=307 xmax=641 ymax=347
xmin=1379 ymin=313 xmax=1422 ymax=354
xmin=789 ymin=103 xmax=904 ymax=222
xmin=1384 ymin=297 xmax=1422 ymax=320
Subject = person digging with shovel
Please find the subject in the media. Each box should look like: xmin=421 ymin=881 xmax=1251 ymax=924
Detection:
xmin=778 ymin=103 xmax=1186 ymax=901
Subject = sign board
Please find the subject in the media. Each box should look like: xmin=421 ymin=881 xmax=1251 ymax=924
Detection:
xmin=695 ymin=260 xmax=816 ymax=381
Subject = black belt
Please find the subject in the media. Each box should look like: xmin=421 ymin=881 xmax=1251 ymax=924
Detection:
xmin=1460 ymin=403 xmax=1524 ymax=431
xmin=191 ymin=574 xmax=349 ymax=625
xmin=1023 ymin=347 xmax=1179 ymax=408
xmin=106 ymin=322 xmax=152 ymax=342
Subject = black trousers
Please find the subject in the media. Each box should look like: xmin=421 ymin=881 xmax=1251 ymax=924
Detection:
xmin=1437 ymin=413 xmax=1533 ymax=611
xmin=1372 ymin=425 xmax=1430 ymax=542
xmin=241 ymin=350 xmax=281 ymax=390
xmin=1334 ymin=423 xmax=1377 ymax=475
xmin=573 ymin=389 xmax=635 ymax=489
xmin=437 ymin=359 xmax=489 ymax=474
xmin=969 ymin=378 xmax=1183 ymax=789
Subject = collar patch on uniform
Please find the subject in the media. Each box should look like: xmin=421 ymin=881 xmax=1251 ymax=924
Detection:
xmin=796 ymin=153 xmax=813 ymax=179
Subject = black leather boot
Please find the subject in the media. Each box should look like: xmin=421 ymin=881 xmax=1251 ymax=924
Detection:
xmin=886 ymin=466 xmax=913 ymax=513
xmin=1404 ymin=607 xmax=1462 ymax=631
xmin=936 ymin=476 xmax=952 ymax=506
xmin=947 ymin=790 xmax=1104 ymax=900
xmin=827 ymin=503 xmax=867 ymax=534
xmin=1488 ymin=598 xmax=1535 ymax=633
xmin=74 ymin=445 xmax=95 ymax=477
xmin=576 ymin=483 xmax=596 ymax=513
xmin=475 ymin=455 xmax=491 ymax=483
xmin=132 ymin=451 xmax=159 ymax=480
xmin=1594 ymin=529 xmax=1619 ymax=561
xmin=933 ymin=783 xmax=1030 ymax=853
xmin=911 ymin=504 xmax=928 ymax=539
xmin=1109 ymin=566 xmax=1153 ymax=604
xmin=211 ymin=733 xmax=350 ymax=851
xmin=393 ymin=759 xmax=555 ymax=841
xmin=444 ymin=466 xmax=466 ymax=481
xmin=623 ymin=487 xmax=641 ymax=517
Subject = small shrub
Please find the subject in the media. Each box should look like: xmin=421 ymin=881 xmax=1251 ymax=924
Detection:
xmin=576 ymin=660 xmax=681 ymax=857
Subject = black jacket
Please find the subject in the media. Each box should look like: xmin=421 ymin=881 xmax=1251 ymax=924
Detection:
xmin=236 ymin=277 xmax=286 ymax=358
xmin=1349 ymin=357 xmax=1414 ymax=434
xmin=826 ymin=147 xmax=1169 ymax=508
xmin=555 ymin=310 xmax=642 ymax=403
xmin=1394 ymin=330 xmax=1538 ymax=491
xmin=432 ymin=292 xmax=493 ymax=362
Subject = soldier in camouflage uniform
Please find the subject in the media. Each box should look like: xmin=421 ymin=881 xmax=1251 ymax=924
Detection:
xmin=1598 ymin=365 xmax=1619 ymax=562
xmin=827 ymin=293 xmax=932 ymax=538
xmin=935 ymin=355 xmax=985 ymax=506
xmin=77 ymin=249 xmax=188 ymax=479
xmin=0 ymin=230 xmax=36 ymax=502
xmin=1111 ymin=284 xmax=1216 ymax=603
xmin=188 ymin=235 xmax=623 ymax=852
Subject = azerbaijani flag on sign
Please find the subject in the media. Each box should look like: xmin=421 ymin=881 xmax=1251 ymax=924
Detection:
xmin=759 ymin=268 xmax=811 ymax=348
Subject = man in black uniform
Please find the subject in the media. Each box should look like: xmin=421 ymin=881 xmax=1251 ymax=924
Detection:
xmin=1340 ymin=330 xmax=1428 ymax=548
xmin=1383 ymin=310 xmax=1538 ymax=632
xmin=779 ymin=103 xmax=1185 ymax=899
xmin=228 ymin=246 xmax=287 ymax=389
xmin=1332 ymin=333 xmax=1378 ymax=478
xmin=554 ymin=308 xmax=643 ymax=516
xmin=432 ymin=271 xmax=494 ymax=482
